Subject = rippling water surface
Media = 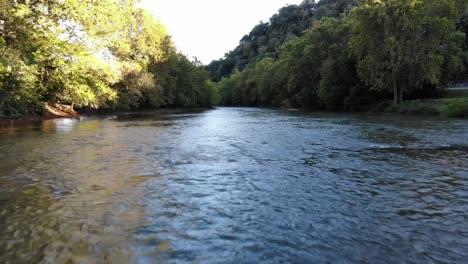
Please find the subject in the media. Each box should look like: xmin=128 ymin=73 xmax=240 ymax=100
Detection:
xmin=1 ymin=108 xmax=467 ymax=263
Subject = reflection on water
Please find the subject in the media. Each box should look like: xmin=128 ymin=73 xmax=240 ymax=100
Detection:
xmin=53 ymin=119 xmax=78 ymax=134
xmin=0 ymin=108 xmax=467 ymax=263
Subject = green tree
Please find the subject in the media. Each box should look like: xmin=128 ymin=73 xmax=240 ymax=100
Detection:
xmin=0 ymin=0 xmax=213 ymax=118
xmin=349 ymin=0 xmax=463 ymax=104
xmin=309 ymin=19 xmax=360 ymax=110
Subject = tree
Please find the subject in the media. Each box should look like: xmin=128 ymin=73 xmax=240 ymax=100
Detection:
xmin=207 ymin=0 xmax=321 ymax=81
xmin=349 ymin=0 xmax=463 ymax=104
xmin=307 ymin=18 xmax=360 ymax=110
xmin=0 ymin=0 xmax=214 ymax=118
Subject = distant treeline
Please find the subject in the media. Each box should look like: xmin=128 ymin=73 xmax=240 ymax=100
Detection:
xmin=0 ymin=0 xmax=219 ymax=118
xmin=210 ymin=0 xmax=468 ymax=110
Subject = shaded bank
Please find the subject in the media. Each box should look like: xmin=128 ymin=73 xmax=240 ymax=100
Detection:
xmin=0 ymin=106 xmax=213 ymax=127
xmin=0 ymin=103 xmax=78 ymax=125
xmin=373 ymin=98 xmax=468 ymax=118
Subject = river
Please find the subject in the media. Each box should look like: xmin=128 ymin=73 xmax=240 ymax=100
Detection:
xmin=0 ymin=107 xmax=467 ymax=263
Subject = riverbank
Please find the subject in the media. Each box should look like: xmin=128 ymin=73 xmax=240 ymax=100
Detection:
xmin=371 ymin=98 xmax=468 ymax=118
xmin=0 ymin=103 xmax=79 ymax=125
xmin=0 ymin=104 xmax=213 ymax=126
xmin=2 ymin=97 xmax=466 ymax=125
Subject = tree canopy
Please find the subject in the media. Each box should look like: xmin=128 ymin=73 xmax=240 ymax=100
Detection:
xmin=207 ymin=0 xmax=359 ymax=82
xmin=213 ymin=0 xmax=468 ymax=109
xmin=0 ymin=0 xmax=218 ymax=118
xmin=349 ymin=0 xmax=465 ymax=104
xmin=2 ymin=0 xmax=466 ymax=118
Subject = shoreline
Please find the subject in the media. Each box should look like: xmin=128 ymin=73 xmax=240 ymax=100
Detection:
xmin=0 ymin=106 xmax=215 ymax=126
xmin=0 ymin=103 xmax=80 ymax=126
xmin=2 ymin=97 xmax=467 ymax=125
xmin=228 ymin=98 xmax=468 ymax=119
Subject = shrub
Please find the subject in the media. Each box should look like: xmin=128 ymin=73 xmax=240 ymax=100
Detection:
xmin=384 ymin=100 xmax=442 ymax=115
xmin=443 ymin=98 xmax=468 ymax=118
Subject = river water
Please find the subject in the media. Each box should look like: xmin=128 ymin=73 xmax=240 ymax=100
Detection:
xmin=0 ymin=107 xmax=467 ymax=263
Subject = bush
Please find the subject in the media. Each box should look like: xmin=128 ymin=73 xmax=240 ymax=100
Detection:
xmin=384 ymin=100 xmax=442 ymax=115
xmin=443 ymin=98 xmax=468 ymax=118
xmin=0 ymin=45 xmax=41 ymax=118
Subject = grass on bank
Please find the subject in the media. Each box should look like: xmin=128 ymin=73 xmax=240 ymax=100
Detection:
xmin=441 ymin=98 xmax=468 ymax=118
xmin=445 ymin=89 xmax=468 ymax=98
xmin=379 ymin=97 xmax=468 ymax=118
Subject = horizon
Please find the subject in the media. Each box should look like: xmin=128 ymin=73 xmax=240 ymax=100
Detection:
xmin=141 ymin=0 xmax=304 ymax=65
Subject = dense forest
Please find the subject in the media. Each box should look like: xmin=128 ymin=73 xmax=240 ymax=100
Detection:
xmin=0 ymin=0 xmax=218 ymax=118
xmin=2 ymin=0 xmax=467 ymax=119
xmin=207 ymin=0 xmax=359 ymax=82
xmin=212 ymin=0 xmax=468 ymax=111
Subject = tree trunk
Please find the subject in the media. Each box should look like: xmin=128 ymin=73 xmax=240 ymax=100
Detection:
xmin=398 ymin=88 xmax=404 ymax=103
xmin=393 ymin=72 xmax=399 ymax=105
xmin=398 ymin=80 xmax=406 ymax=104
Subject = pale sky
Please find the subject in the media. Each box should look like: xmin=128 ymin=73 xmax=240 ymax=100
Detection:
xmin=141 ymin=0 xmax=304 ymax=65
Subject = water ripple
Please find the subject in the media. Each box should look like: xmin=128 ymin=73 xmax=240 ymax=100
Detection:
xmin=0 ymin=108 xmax=467 ymax=263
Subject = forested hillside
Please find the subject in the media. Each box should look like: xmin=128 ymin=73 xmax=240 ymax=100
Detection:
xmin=212 ymin=0 xmax=468 ymax=111
xmin=207 ymin=0 xmax=359 ymax=82
xmin=0 ymin=0 xmax=218 ymax=118
xmin=2 ymin=0 xmax=467 ymax=119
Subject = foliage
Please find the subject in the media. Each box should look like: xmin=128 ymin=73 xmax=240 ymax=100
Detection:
xmin=147 ymin=53 xmax=218 ymax=108
xmin=0 ymin=41 xmax=39 ymax=118
xmin=2 ymin=0 xmax=466 ymax=118
xmin=384 ymin=100 xmax=443 ymax=115
xmin=446 ymin=89 xmax=468 ymax=98
xmin=217 ymin=17 xmax=367 ymax=110
xmin=214 ymin=0 xmax=468 ymax=112
xmin=349 ymin=0 xmax=465 ymax=104
xmin=0 ymin=0 xmax=214 ymax=118
xmin=443 ymin=98 xmax=468 ymax=117
xmin=369 ymin=98 xmax=468 ymax=118
xmin=207 ymin=0 xmax=358 ymax=82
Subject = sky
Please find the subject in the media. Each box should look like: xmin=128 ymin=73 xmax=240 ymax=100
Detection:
xmin=141 ymin=0 xmax=304 ymax=65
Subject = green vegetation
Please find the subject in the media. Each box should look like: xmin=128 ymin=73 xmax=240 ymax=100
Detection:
xmin=446 ymin=89 xmax=468 ymax=98
xmin=442 ymin=98 xmax=468 ymax=117
xmin=212 ymin=0 xmax=468 ymax=116
xmin=382 ymin=100 xmax=444 ymax=116
xmin=0 ymin=0 xmax=218 ymax=119
xmin=2 ymin=0 xmax=466 ymax=119
xmin=375 ymin=98 xmax=468 ymax=118
xmin=207 ymin=0 xmax=358 ymax=82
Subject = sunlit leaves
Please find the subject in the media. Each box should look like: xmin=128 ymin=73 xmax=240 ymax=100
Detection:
xmin=0 ymin=0 xmax=214 ymax=117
